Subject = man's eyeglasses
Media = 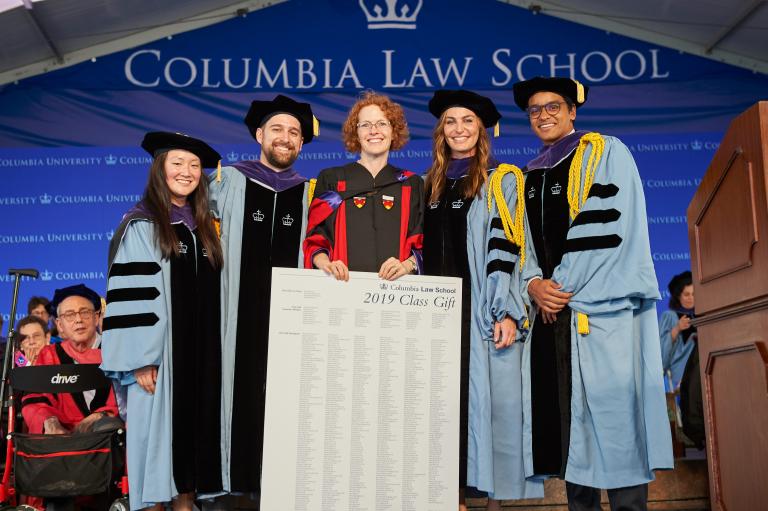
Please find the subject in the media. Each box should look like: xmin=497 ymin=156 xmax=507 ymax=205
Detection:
xmin=526 ymin=101 xmax=567 ymax=119
xmin=59 ymin=308 xmax=97 ymax=323
xmin=357 ymin=120 xmax=391 ymax=131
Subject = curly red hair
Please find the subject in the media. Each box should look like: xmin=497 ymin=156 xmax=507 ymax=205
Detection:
xmin=341 ymin=91 xmax=409 ymax=153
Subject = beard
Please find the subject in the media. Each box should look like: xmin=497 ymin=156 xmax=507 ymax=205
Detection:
xmin=263 ymin=142 xmax=299 ymax=170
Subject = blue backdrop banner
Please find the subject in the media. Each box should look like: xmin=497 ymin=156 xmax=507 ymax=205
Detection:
xmin=0 ymin=0 xmax=765 ymax=321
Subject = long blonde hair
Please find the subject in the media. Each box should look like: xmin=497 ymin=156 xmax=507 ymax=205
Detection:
xmin=424 ymin=111 xmax=492 ymax=204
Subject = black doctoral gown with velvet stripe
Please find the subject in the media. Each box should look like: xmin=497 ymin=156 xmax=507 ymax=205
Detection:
xmin=422 ymin=176 xmax=474 ymax=487
xmin=229 ymin=178 xmax=307 ymax=491
xmin=524 ymin=151 xmax=575 ymax=477
xmin=169 ymin=223 xmax=223 ymax=494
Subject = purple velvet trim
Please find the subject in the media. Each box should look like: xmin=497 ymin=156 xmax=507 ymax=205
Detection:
xmin=412 ymin=249 xmax=424 ymax=275
xmin=446 ymin=158 xmax=471 ymax=179
xmin=171 ymin=203 xmax=197 ymax=231
xmin=124 ymin=200 xmax=196 ymax=230
xmin=318 ymin=190 xmax=343 ymax=210
xmin=525 ymin=130 xmax=588 ymax=171
xmin=124 ymin=200 xmax=151 ymax=219
xmin=232 ymin=160 xmax=306 ymax=192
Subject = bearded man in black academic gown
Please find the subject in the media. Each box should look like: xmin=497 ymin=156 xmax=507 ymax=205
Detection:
xmin=208 ymin=94 xmax=317 ymax=494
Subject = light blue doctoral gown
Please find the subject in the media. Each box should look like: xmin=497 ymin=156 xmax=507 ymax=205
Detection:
xmin=521 ymin=135 xmax=674 ymax=489
xmin=658 ymin=309 xmax=696 ymax=388
xmin=101 ymin=219 xmax=178 ymax=510
xmin=466 ymin=168 xmax=545 ymax=500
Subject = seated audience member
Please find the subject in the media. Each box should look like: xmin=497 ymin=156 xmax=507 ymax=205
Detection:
xmin=16 ymin=316 xmax=51 ymax=365
xmin=22 ymin=284 xmax=118 ymax=435
xmin=28 ymin=296 xmax=61 ymax=342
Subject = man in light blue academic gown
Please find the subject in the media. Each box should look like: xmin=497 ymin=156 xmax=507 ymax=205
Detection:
xmin=208 ymin=94 xmax=317 ymax=495
xmin=513 ymin=76 xmax=673 ymax=511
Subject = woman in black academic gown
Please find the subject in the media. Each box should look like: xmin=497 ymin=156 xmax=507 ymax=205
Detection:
xmin=422 ymin=90 xmax=504 ymax=511
xmin=304 ymin=91 xmax=423 ymax=280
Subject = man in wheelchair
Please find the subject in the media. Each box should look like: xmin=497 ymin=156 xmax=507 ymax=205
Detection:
xmin=17 ymin=284 xmax=121 ymax=510
xmin=21 ymin=284 xmax=118 ymax=435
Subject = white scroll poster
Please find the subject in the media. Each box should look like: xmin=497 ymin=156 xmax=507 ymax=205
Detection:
xmin=261 ymin=268 xmax=462 ymax=511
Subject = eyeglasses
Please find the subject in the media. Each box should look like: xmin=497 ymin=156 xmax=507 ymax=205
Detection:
xmin=21 ymin=332 xmax=46 ymax=342
xmin=357 ymin=120 xmax=391 ymax=131
xmin=526 ymin=101 xmax=567 ymax=119
xmin=59 ymin=308 xmax=97 ymax=323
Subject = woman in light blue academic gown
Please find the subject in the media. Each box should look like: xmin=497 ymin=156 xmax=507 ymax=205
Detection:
xmin=659 ymin=271 xmax=696 ymax=389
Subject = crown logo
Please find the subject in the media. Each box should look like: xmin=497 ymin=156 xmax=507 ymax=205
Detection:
xmin=227 ymin=151 xmax=239 ymax=162
xmin=551 ymin=182 xmax=562 ymax=195
xmin=105 ymin=154 xmax=117 ymax=165
xmin=39 ymin=193 xmax=52 ymax=205
xmin=428 ymin=200 xmax=440 ymax=209
xmin=359 ymin=0 xmax=422 ymax=29
xmin=528 ymin=186 xmax=535 ymax=199
xmin=178 ymin=241 xmax=188 ymax=254
xmin=41 ymin=269 xmax=53 ymax=281
xmin=691 ymin=140 xmax=703 ymax=151
xmin=202 ymin=247 xmax=209 ymax=257
xmin=282 ymin=213 xmax=294 ymax=227
xmin=451 ymin=199 xmax=464 ymax=209
xmin=252 ymin=210 xmax=265 ymax=222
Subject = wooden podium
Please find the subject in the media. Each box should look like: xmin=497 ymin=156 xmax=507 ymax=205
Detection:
xmin=687 ymin=101 xmax=768 ymax=511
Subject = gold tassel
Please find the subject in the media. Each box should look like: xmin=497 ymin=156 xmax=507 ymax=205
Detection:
xmin=308 ymin=178 xmax=317 ymax=204
xmin=486 ymin=164 xmax=526 ymax=271
xmin=574 ymin=79 xmax=585 ymax=104
xmin=577 ymin=312 xmax=590 ymax=335
xmin=213 ymin=218 xmax=221 ymax=238
xmin=567 ymin=133 xmax=605 ymax=220
xmin=216 ymin=159 xmax=222 ymax=183
xmin=493 ymin=122 xmax=500 ymax=138
xmin=523 ymin=318 xmax=530 ymax=330
xmin=312 ymin=115 xmax=320 ymax=137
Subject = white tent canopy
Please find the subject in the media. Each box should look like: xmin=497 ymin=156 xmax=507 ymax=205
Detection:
xmin=500 ymin=0 xmax=768 ymax=74
xmin=0 ymin=0 xmax=766 ymax=86
xmin=0 ymin=0 xmax=285 ymax=85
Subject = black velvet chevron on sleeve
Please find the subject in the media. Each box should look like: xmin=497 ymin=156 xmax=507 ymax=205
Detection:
xmin=586 ymin=183 xmax=619 ymax=199
xmin=564 ymin=234 xmax=622 ymax=253
xmin=570 ymin=208 xmax=621 ymax=227
xmin=109 ymin=262 xmax=161 ymax=277
xmin=487 ymin=237 xmax=520 ymax=255
xmin=102 ymin=312 xmax=160 ymax=331
xmin=106 ymin=287 xmax=161 ymax=304
xmin=487 ymin=259 xmax=516 ymax=276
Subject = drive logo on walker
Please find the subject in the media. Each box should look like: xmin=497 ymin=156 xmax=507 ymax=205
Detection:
xmin=51 ymin=373 xmax=79 ymax=384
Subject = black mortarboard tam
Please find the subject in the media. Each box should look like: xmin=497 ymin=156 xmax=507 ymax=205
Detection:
xmin=47 ymin=284 xmax=102 ymax=318
xmin=512 ymin=76 xmax=589 ymax=111
xmin=667 ymin=270 xmax=693 ymax=300
xmin=141 ymin=131 xmax=221 ymax=169
xmin=428 ymin=89 xmax=502 ymax=136
xmin=244 ymin=94 xmax=318 ymax=143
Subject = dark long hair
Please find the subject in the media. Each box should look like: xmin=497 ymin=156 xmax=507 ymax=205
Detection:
xmin=142 ymin=152 xmax=223 ymax=268
xmin=667 ymin=270 xmax=692 ymax=309
xmin=424 ymin=111 xmax=491 ymax=204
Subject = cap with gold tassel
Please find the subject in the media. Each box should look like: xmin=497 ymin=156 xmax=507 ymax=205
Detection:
xmin=574 ymin=79 xmax=585 ymax=105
